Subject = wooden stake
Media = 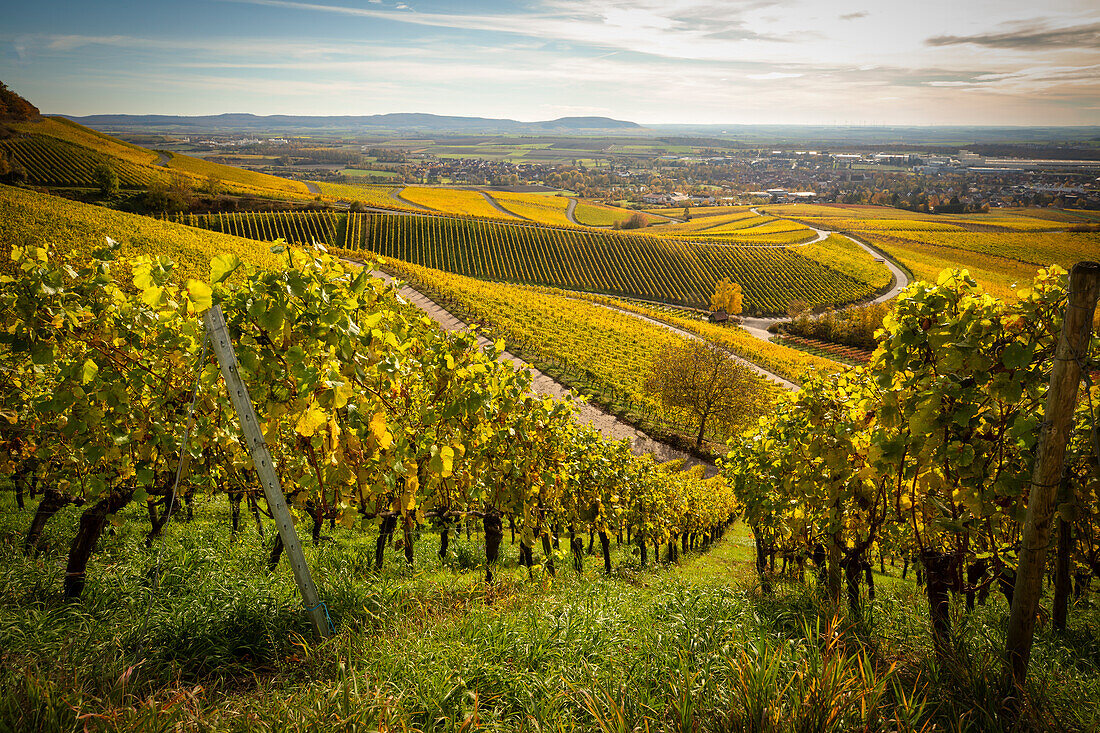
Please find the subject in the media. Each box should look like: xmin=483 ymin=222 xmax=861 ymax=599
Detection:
xmin=203 ymin=305 xmax=331 ymax=639
xmin=1006 ymin=261 xmax=1100 ymax=684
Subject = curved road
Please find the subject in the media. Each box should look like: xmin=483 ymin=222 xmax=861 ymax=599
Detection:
xmin=480 ymin=191 xmax=530 ymax=221
xmin=348 ymin=264 xmax=716 ymax=474
xmin=736 ymin=210 xmax=910 ymax=341
xmin=565 ymin=198 xmax=580 ymax=225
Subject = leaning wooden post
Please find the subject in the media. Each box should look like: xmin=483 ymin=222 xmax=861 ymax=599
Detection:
xmin=203 ymin=305 xmax=332 ymax=639
xmin=1005 ymin=261 xmax=1100 ymax=685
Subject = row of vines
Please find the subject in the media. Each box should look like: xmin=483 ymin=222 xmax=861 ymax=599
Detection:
xmin=1 ymin=240 xmax=736 ymax=601
xmin=174 ymin=211 xmax=881 ymax=314
xmin=726 ymin=266 xmax=1100 ymax=664
xmin=0 ymin=135 xmax=159 ymax=188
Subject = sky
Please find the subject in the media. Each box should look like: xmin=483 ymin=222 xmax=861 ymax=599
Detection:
xmin=1 ymin=0 xmax=1098 ymax=125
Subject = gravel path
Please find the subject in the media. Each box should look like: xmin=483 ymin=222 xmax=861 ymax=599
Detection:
xmin=352 ymin=265 xmax=715 ymax=474
xmin=480 ymin=191 xmax=530 ymax=220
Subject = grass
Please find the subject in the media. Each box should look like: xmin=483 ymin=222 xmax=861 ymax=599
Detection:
xmin=3 ymin=485 xmax=1098 ymax=732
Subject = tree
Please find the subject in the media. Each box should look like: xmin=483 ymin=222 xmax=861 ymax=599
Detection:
xmin=203 ymin=173 xmax=222 ymax=196
xmin=683 ymin=205 xmax=691 ymax=222
xmin=645 ymin=340 xmax=758 ymax=449
xmin=710 ymin=278 xmax=743 ymax=316
xmin=93 ymin=163 xmax=119 ymax=197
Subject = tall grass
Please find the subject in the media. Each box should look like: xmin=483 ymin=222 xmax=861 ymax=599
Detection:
xmin=1 ymin=489 xmax=1098 ymax=731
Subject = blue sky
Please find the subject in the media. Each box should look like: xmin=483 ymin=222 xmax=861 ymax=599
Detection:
xmin=2 ymin=0 xmax=1098 ymax=125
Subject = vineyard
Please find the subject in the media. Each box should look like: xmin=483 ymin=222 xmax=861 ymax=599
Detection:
xmin=379 ymin=258 xmax=781 ymax=447
xmin=4 ymin=184 xmax=1100 ymax=730
xmin=0 ymin=134 xmax=161 ymax=188
xmin=569 ymin=292 xmax=843 ymax=385
xmin=1 ymin=116 xmax=313 ymax=199
xmin=203 ymin=210 xmax=893 ymax=314
xmin=1 ymin=231 xmax=742 ymax=608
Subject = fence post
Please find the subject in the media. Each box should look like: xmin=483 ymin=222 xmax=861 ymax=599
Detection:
xmin=1005 ymin=261 xmax=1100 ymax=684
xmin=203 ymin=305 xmax=332 ymax=639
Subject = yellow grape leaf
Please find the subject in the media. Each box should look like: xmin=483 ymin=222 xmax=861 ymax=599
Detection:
xmin=186 ymin=280 xmax=213 ymax=312
xmin=333 ymin=380 xmax=354 ymax=409
xmin=295 ymin=404 xmax=327 ymax=437
xmin=370 ymin=411 xmax=392 ymax=450
xmin=440 ymin=445 xmax=454 ymax=478
xmin=80 ymin=359 xmax=99 ymax=385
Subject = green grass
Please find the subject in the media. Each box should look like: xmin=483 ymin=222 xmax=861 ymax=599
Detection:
xmin=3 ymin=484 xmax=1099 ymax=732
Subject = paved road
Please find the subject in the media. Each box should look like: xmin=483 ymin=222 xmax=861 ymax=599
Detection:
xmin=480 ymin=191 xmax=529 ymax=220
xmin=565 ymin=198 xmax=580 ymax=225
xmin=352 ymin=265 xmax=716 ymax=474
xmin=738 ymin=211 xmax=911 ymax=341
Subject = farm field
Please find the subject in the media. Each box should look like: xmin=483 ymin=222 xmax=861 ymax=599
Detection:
xmin=761 ymin=203 xmax=1100 ymax=300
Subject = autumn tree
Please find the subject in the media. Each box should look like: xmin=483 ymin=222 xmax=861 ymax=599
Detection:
xmin=710 ymin=278 xmax=743 ymax=316
xmin=93 ymin=163 xmax=118 ymax=197
xmin=645 ymin=340 xmax=759 ymax=449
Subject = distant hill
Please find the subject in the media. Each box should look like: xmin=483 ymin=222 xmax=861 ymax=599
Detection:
xmin=60 ymin=112 xmax=645 ymax=135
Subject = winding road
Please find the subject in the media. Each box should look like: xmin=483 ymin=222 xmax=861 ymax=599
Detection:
xmin=480 ymin=191 xmax=530 ymax=221
xmin=565 ymin=198 xmax=580 ymax=225
xmin=736 ymin=211 xmax=911 ymax=341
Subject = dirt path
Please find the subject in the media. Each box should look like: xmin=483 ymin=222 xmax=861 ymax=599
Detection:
xmin=305 ymin=181 xmax=320 ymax=195
xmin=355 ymin=266 xmax=715 ymax=473
xmin=156 ymin=151 xmax=170 ymax=166
xmin=480 ymin=191 xmax=530 ymax=221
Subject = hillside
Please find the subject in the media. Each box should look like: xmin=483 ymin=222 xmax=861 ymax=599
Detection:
xmin=0 ymin=114 xmax=312 ymax=199
xmin=0 ymin=182 xmax=280 ymax=278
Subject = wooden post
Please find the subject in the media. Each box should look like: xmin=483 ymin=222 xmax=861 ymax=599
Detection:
xmin=203 ymin=305 xmax=332 ymax=639
xmin=1005 ymin=261 xmax=1100 ymax=684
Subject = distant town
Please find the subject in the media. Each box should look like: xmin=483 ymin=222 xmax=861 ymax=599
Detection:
xmin=143 ymin=132 xmax=1100 ymax=213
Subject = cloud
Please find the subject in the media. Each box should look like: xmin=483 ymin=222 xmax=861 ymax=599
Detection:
xmin=927 ymin=21 xmax=1100 ymax=49
xmin=839 ymin=12 xmax=867 ymax=21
